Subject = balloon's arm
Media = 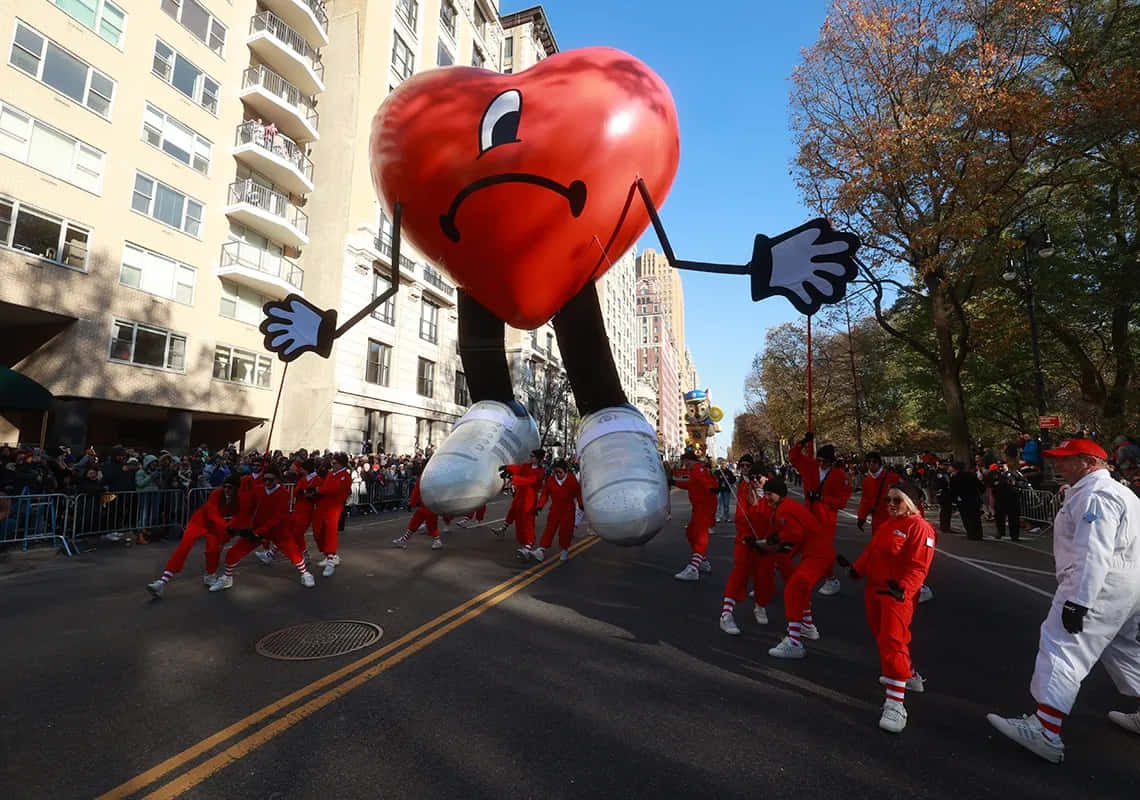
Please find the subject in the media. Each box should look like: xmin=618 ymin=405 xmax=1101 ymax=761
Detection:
xmin=634 ymin=178 xmax=861 ymax=317
xmin=260 ymin=202 xmax=405 ymax=362
xmin=333 ymin=201 xmax=404 ymax=338
xmin=635 ymin=178 xmax=748 ymax=276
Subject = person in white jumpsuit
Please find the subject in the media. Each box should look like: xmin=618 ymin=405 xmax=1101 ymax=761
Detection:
xmin=988 ymin=438 xmax=1140 ymax=763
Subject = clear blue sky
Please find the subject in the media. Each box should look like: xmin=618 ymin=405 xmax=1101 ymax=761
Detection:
xmin=501 ymin=0 xmax=834 ymax=457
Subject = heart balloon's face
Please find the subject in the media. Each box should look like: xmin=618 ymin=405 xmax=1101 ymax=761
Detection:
xmin=370 ymin=47 xmax=680 ymax=329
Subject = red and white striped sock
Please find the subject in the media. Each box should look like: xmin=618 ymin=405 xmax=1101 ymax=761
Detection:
xmin=222 ymin=563 xmax=235 ymax=578
xmin=883 ymin=676 xmax=906 ymax=704
xmin=399 ymin=531 xmax=412 ymax=541
xmin=1036 ymin=704 xmax=1065 ymax=739
xmin=722 ymin=597 xmax=736 ymax=615
xmin=787 ymin=622 xmax=803 ymax=646
xmin=159 ymin=570 xmax=174 ymax=584
xmin=689 ymin=553 xmax=703 ymax=570
xmin=294 ymin=561 xmax=310 ymax=575
xmin=803 ymin=608 xmax=814 ymax=627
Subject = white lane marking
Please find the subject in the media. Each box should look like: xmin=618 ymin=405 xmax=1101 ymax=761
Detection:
xmin=961 ymin=557 xmax=1056 ymax=577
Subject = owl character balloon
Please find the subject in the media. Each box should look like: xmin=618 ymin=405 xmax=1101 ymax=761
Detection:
xmin=260 ymin=47 xmax=859 ymax=546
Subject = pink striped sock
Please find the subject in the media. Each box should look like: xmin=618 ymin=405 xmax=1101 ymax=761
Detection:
xmin=803 ymin=608 xmax=814 ymax=626
xmin=883 ymin=677 xmax=906 ymax=703
xmin=689 ymin=553 xmax=703 ymax=569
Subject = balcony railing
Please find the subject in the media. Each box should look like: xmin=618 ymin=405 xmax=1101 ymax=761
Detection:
xmin=220 ymin=240 xmax=304 ymax=290
xmin=303 ymin=0 xmax=329 ymax=30
xmin=227 ymin=179 xmax=309 ymax=235
xmin=373 ymin=236 xmax=416 ymax=273
xmin=422 ymin=264 xmax=455 ymax=297
xmin=234 ymin=122 xmax=314 ymax=182
xmin=241 ymin=66 xmax=319 ymax=128
xmin=250 ymin=12 xmax=324 ymax=81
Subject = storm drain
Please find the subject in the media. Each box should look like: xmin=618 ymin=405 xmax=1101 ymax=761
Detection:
xmin=256 ymin=620 xmax=383 ymax=661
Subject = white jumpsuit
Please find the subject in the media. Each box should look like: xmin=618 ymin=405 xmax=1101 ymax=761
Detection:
xmin=1031 ymin=469 xmax=1140 ymax=713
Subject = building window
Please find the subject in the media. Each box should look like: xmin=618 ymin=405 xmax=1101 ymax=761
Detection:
xmin=473 ymin=3 xmax=487 ymax=37
xmin=530 ymin=329 xmax=538 ymax=349
xmin=415 ymin=417 xmax=432 ymax=450
xmin=503 ymin=37 xmax=513 ymax=59
xmin=416 ymin=357 xmax=434 ymax=398
xmin=419 ymin=298 xmax=439 ymax=343
xmin=395 ymin=0 xmax=418 ymax=30
xmin=142 ymin=103 xmax=211 ymax=174
xmin=371 ymin=268 xmax=396 ymax=325
xmin=503 ymin=68 xmax=512 ymax=74
xmin=437 ymin=40 xmax=453 ymax=66
xmin=9 ymin=23 xmax=115 ymax=118
xmin=110 ymin=319 xmax=186 ymax=371
xmin=152 ymin=39 xmax=219 ymax=114
xmin=120 ymin=243 xmax=195 ymax=304
xmin=0 ymin=101 xmax=105 ymax=192
xmin=440 ymin=1 xmax=457 ymax=38
xmin=454 ymin=371 xmax=469 ymax=406
xmin=391 ymin=33 xmax=414 ymax=81
xmin=471 ymin=47 xmax=484 ymax=68
xmin=365 ymin=410 xmax=388 ymax=454
xmin=212 ymin=344 xmax=272 ymax=387
xmin=218 ymin=279 xmax=269 ymax=325
xmin=160 ymin=0 xmax=226 ymax=56
xmin=49 ymin=0 xmax=127 ymax=48
xmin=365 ymin=339 xmax=392 ymax=386
xmin=0 ymin=196 xmax=90 ymax=270
xmin=131 ymin=171 xmax=203 ymax=236
xmin=546 ymin=332 xmax=554 ymax=357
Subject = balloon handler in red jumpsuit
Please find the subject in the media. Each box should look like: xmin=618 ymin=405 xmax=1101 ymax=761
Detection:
xmin=256 ymin=48 xmax=860 ymax=547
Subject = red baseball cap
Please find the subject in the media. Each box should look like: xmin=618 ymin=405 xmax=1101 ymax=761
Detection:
xmin=1042 ymin=439 xmax=1107 ymax=460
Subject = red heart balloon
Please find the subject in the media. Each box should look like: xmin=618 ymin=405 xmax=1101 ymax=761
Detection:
xmin=369 ymin=47 xmax=680 ymax=330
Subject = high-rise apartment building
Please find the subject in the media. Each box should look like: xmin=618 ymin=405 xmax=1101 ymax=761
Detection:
xmin=1 ymin=0 xmax=328 ymax=451
xmin=635 ymin=276 xmax=682 ymax=458
xmin=595 ymin=246 xmax=638 ymax=402
xmin=635 ymin=246 xmax=685 ymax=363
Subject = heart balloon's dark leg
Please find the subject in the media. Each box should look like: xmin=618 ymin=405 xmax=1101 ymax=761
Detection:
xmin=458 ymin=290 xmax=514 ymax=403
xmin=552 ymin=281 xmax=628 ymax=416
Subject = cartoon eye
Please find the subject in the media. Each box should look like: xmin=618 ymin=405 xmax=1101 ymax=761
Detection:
xmin=478 ymin=89 xmax=521 ymax=156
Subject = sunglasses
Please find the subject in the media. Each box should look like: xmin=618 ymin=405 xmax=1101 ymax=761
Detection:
xmin=886 ymin=496 xmax=905 ymax=505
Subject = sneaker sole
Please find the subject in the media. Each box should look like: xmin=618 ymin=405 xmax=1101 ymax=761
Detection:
xmin=986 ymin=715 xmax=1064 ymax=764
xmin=768 ymin=648 xmax=805 ymax=659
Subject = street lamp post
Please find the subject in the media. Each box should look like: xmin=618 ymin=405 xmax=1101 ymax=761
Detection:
xmin=1003 ymin=229 xmax=1054 ymax=468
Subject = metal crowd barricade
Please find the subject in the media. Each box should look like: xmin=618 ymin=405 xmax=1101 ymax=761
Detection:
xmin=348 ymin=476 xmax=378 ymax=516
xmin=1017 ymin=487 xmax=1064 ymax=526
xmin=0 ymin=492 xmax=72 ymax=555
xmin=68 ymin=488 xmax=187 ymax=550
xmin=366 ymin=477 xmax=415 ymax=512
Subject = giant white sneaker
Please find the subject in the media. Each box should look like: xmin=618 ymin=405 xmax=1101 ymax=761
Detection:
xmin=301 ymin=572 xmax=316 ymax=588
xmin=818 ymin=577 xmax=841 ymax=596
xmin=146 ymin=580 xmax=165 ymax=599
xmin=431 ymin=537 xmax=444 ymax=550
xmin=800 ymin=623 xmax=820 ymax=641
xmin=420 ymin=400 xmax=539 ymax=517
xmin=881 ymin=673 xmax=925 ymax=693
xmin=576 ymin=405 xmax=668 ymax=546
xmin=1108 ymin=710 xmax=1140 ymax=735
xmin=919 ymin=585 xmax=934 ymax=604
xmin=753 ymin=606 xmax=768 ymax=625
xmin=879 ymin=700 xmax=908 ymax=733
xmin=768 ymin=636 xmax=806 ymax=659
xmin=986 ymin=713 xmax=1065 ymax=763
xmin=674 ymin=565 xmax=699 ymax=581
xmin=209 ymin=575 xmax=233 ymax=592
xmin=719 ymin=612 xmax=741 ymax=635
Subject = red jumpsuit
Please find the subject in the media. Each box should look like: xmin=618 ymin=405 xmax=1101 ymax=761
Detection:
xmin=313 ymin=467 xmax=352 ymax=556
xmin=164 ymin=487 xmax=237 ymax=576
xmin=236 ymin=472 xmax=265 ymax=528
xmin=789 ymin=443 xmax=852 ymax=535
xmin=724 ymin=482 xmax=795 ymax=606
xmin=223 ymin=485 xmax=303 ymax=567
xmin=857 ymin=469 xmax=901 ymax=533
xmin=853 ymin=514 xmax=936 ymax=681
xmin=289 ymin=471 xmax=320 ymax=552
xmin=673 ymin=462 xmax=718 ymax=557
xmin=538 ymin=473 xmax=583 ymax=550
xmin=406 ymin=478 xmax=440 ymax=537
xmin=770 ymin=496 xmax=831 ymax=626
xmin=505 ymin=464 xmax=544 ymax=547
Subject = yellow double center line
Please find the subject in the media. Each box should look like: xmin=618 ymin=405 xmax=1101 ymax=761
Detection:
xmin=100 ymin=535 xmax=601 ymax=800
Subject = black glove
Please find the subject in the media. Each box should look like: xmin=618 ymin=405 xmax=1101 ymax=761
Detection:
xmin=766 ymin=532 xmax=781 ymax=546
xmin=1061 ymin=601 xmax=1088 ymax=634
xmin=856 ymin=518 xmax=866 ymax=531
xmin=742 ymin=536 xmax=759 ymax=550
xmin=802 ymin=432 xmax=814 ymax=444
xmin=836 ymin=553 xmax=852 ymax=568
xmin=498 ymin=466 xmax=511 ymax=480
xmin=848 ymin=566 xmax=861 ymax=580
xmin=878 ymin=579 xmax=905 ymax=602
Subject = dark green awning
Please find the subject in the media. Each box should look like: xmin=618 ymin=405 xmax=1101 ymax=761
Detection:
xmin=0 ymin=367 xmax=53 ymax=411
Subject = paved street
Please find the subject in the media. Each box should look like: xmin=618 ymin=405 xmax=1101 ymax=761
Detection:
xmin=2 ymin=490 xmax=1136 ymax=799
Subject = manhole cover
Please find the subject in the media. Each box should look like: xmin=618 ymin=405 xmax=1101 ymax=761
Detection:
xmin=256 ymin=620 xmax=383 ymax=661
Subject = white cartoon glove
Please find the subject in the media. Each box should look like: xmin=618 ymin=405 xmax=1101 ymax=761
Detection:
xmin=259 ymin=294 xmax=338 ymax=362
xmin=749 ymin=219 xmax=859 ymax=315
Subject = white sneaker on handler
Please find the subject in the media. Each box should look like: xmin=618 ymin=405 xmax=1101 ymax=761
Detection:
xmin=674 ymin=565 xmax=699 ymax=581
xmin=879 ymin=700 xmax=908 ymax=733
xmin=576 ymin=405 xmax=668 ymax=546
xmin=768 ymin=637 xmax=805 ymax=659
xmin=986 ymin=713 xmax=1065 ymax=764
xmin=419 ymin=400 xmax=539 ymax=517
xmin=753 ymin=606 xmax=768 ymax=625
xmin=719 ymin=613 xmax=741 ymax=635
xmin=818 ymin=577 xmax=841 ymax=596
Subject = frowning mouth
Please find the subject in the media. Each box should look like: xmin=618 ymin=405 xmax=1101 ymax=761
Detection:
xmin=439 ymin=173 xmax=587 ymax=242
